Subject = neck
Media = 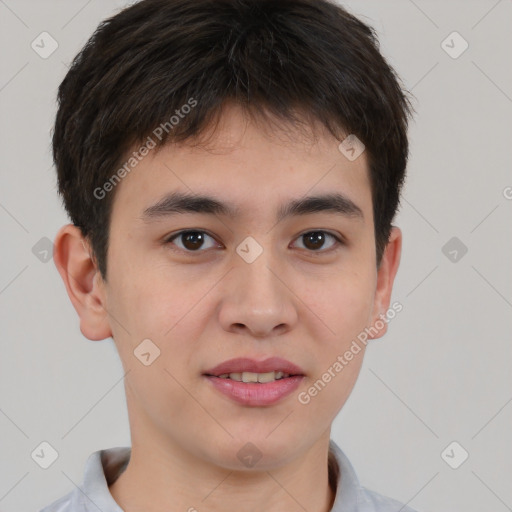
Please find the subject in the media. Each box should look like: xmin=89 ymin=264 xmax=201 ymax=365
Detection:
xmin=109 ymin=427 xmax=336 ymax=512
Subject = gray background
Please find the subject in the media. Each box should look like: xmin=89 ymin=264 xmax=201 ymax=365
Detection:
xmin=1 ymin=0 xmax=511 ymax=511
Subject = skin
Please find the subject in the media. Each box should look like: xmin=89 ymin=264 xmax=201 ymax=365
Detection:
xmin=54 ymin=104 xmax=401 ymax=512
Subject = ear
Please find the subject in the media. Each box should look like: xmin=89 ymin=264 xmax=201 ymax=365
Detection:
xmin=53 ymin=224 xmax=112 ymax=341
xmin=368 ymin=226 xmax=402 ymax=340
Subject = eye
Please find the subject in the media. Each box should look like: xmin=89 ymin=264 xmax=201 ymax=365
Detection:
xmin=292 ymin=231 xmax=342 ymax=252
xmin=165 ymin=230 xmax=220 ymax=252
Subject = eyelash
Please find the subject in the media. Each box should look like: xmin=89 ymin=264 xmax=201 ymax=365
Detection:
xmin=164 ymin=230 xmax=344 ymax=254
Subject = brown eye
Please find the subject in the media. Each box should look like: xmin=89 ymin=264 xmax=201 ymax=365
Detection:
xmin=293 ymin=231 xmax=340 ymax=252
xmin=303 ymin=232 xmax=325 ymax=250
xmin=167 ymin=231 xmax=218 ymax=252
xmin=181 ymin=231 xmax=205 ymax=250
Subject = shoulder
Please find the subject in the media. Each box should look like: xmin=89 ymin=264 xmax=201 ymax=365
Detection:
xmin=328 ymin=440 xmax=420 ymax=512
xmin=359 ymin=486 xmax=419 ymax=512
xmin=38 ymin=490 xmax=79 ymax=512
xmin=38 ymin=446 xmax=130 ymax=512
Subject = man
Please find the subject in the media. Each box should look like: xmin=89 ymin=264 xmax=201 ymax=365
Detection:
xmin=42 ymin=0 xmax=415 ymax=510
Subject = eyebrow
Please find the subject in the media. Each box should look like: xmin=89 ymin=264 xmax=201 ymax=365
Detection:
xmin=141 ymin=191 xmax=364 ymax=223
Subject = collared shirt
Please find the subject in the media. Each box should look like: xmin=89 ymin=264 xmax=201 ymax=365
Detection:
xmin=39 ymin=440 xmax=418 ymax=512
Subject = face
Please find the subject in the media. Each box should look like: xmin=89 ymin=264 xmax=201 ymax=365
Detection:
xmin=60 ymin=104 xmax=401 ymax=470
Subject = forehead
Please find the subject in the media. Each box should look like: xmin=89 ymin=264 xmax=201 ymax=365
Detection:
xmin=110 ymin=105 xmax=372 ymax=222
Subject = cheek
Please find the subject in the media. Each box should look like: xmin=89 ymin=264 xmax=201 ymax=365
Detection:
xmin=107 ymin=267 xmax=215 ymax=387
xmin=122 ymin=350 xmax=197 ymax=437
xmin=107 ymin=259 xmax=200 ymax=338
xmin=298 ymin=344 xmax=366 ymax=427
xmin=304 ymin=269 xmax=375 ymax=340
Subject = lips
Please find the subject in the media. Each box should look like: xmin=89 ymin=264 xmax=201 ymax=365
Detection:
xmin=203 ymin=357 xmax=305 ymax=377
xmin=203 ymin=357 xmax=306 ymax=406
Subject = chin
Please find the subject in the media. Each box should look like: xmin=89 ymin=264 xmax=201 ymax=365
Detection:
xmin=206 ymin=432 xmax=307 ymax=471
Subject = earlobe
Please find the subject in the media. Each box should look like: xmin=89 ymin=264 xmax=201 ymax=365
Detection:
xmin=53 ymin=224 xmax=112 ymax=341
xmin=368 ymin=226 xmax=402 ymax=340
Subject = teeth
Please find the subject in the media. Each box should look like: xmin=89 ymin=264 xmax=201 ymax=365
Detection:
xmin=242 ymin=371 xmax=259 ymax=383
xmin=217 ymin=371 xmax=291 ymax=382
xmin=254 ymin=371 xmax=275 ymax=383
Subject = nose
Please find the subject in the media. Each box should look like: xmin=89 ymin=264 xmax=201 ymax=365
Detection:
xmin=217 ymin=252 xmax=298 ymax=338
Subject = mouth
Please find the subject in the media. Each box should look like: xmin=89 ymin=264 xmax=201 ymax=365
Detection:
xmin=203 ymin=356 xmax=306 ymax=379
xmin=206 ymin=370 xmax=297 ymax=383
xmin=203 ymin=357 xmax=305 ymax=406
